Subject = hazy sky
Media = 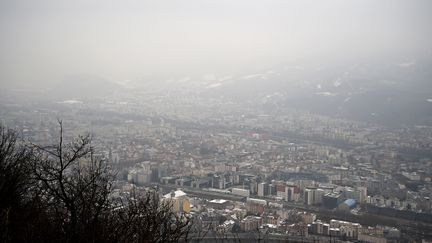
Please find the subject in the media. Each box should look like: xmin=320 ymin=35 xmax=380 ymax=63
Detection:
xmin=0 ymin=0 xmax=431 ymax=89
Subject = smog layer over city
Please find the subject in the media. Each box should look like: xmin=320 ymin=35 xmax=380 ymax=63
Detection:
xmin=1 ymin=0 xmax=432 ymax=242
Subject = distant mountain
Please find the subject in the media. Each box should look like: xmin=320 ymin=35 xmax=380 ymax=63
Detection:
xmin=198 ymin=59 xmax=432 ymax=126
xmin=40 ymin=59 xmax=431 ymax=126
xmin=47 ymin=74 xmax=122 ymax=99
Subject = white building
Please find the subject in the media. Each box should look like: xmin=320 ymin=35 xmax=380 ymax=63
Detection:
xmin=232 ymin=188 xmax=250 ymax=197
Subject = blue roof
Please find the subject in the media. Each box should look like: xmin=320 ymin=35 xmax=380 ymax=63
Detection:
xmin=342 ymin=199 xmax=356 ymax=208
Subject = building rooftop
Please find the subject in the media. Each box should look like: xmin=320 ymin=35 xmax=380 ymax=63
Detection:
xmin=209 ymin=199 xmax=228 ymax=204
xmin=341 ymin=199 xmax=356 ymax=208
xmin=163 ymin=190 xmax=187 ymax=199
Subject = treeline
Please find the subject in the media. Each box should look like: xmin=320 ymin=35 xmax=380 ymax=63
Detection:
xmin=0 ymin=122 xmax=191 ymax=243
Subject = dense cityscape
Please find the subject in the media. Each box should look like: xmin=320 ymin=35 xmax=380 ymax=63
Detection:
xmin=1 ymin=87 xmax=431 ymax=242
xmin=1 ymin=0 xmax=432 ymax=242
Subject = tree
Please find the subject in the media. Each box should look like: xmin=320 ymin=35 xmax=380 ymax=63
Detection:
xmin=31 ymin=120 xmax=192 ymax=242
xmin=1 ymin=122 xmax=193 ymax=242
xmin=30 ymin=120 xmax=115 ymax=242
xmin=108 ymin=189 xmax=192 ymax=243
xmin=0 ymin=125 xmax=32 ymax=209
xmin=0 ymin=125 xmax=35 ymax=242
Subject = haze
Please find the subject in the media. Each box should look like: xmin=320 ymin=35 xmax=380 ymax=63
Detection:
xmin=2 ymin=2 xmax=432 ymax=241
xmin=1 ymin=0 xmax=431 ymax=89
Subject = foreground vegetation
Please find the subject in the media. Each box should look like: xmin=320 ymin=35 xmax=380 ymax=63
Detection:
xmin=0 ymin=122 xmax=191 ymax=243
